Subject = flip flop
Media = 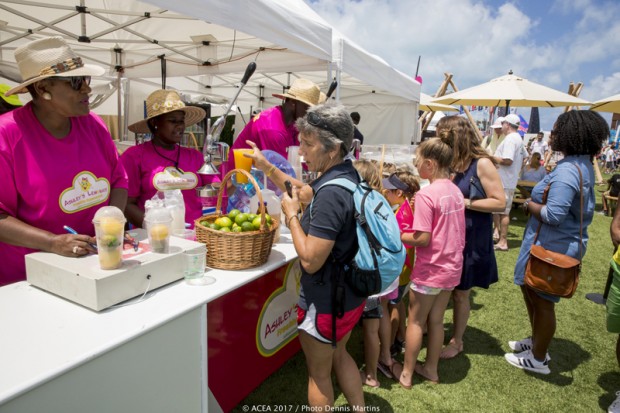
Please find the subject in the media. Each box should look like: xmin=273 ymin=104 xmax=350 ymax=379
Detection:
xmin=414 ymin=363 xmax=439 ymax=384
xmin=494 ymin=245 xmax=509 ymax=252
xmin=377 ymin=360 xmax=393 ymax=379
xmin=398 ymin=377 xmax=413 ymax=390
xmin=440 ymin=342 xmax=463 ymax=359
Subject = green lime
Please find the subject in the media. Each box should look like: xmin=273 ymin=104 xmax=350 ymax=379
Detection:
xmin=264 ymin=214 xmax=273 ymax=225
xmin=247 ymin=213 xmax=257 ymax=222
xmin=219 ymin=227 xmax=231 ymax=232
xmin=228 ymin=209 xmax=241 ymax=220
xmin=251 ymin=216 xmax=262 ymax=230
xmin=235 ymin=213 xmax=249 ymax=225
xmin=209 ymin=222 xmax=220 ymax=230
xmin=215 ymin=216 xmax=233 ymax=228
xmin=241 ymin=221 xmax=255 ymax=232
xmin=232 ymin=226 xmax=243 ymax=233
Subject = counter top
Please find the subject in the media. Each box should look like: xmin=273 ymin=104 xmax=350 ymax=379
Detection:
xmin=0 ymin=234 xmax=298 ymax=404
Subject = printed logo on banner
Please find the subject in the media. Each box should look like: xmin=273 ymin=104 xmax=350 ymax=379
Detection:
xmin=256 ymin=259 xmax=302 ymax=357
xmin=59 ymin=171 xmax=110 ymax=213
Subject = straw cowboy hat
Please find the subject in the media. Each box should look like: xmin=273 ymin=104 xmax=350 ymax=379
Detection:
xmin=5 ymin=36 xmax=105 ymax=96
xmin=128 ymin=89 xmax=206 ymax=134
xmin=272 ymin=78 xmax=320 ymax=107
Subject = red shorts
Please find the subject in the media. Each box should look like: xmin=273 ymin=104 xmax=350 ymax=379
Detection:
xmin=297 ymin=302 xmax=365 ymax=344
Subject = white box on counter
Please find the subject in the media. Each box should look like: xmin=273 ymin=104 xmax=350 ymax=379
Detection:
xmin=26 ymin=231 xmax=205 ymax=311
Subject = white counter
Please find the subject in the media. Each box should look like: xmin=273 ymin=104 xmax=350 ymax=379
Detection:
xmin=0 ymin=234 xmax=298 ymax=413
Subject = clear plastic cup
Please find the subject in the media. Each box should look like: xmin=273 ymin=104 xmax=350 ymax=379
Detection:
xmin=144 ymin=207 xmax=173 ymax=254
xmin=92 ymin=206 xmax=126 ymax=270
xmin=184 ymin=246 xmax=207 ymax=284
xmin=233 ymin=149 xmax=253 ymax=183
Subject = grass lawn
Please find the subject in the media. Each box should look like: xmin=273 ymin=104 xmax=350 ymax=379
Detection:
xmin=235 ymin=174 xmax=620 ymax=413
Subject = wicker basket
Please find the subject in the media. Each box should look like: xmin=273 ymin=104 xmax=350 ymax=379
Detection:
xmin=194 ymin=168 xmax=278 ymax=270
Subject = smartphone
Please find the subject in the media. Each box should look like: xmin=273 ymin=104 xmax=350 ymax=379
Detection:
xmin=284 ymin=180 xmax=293 ymax=197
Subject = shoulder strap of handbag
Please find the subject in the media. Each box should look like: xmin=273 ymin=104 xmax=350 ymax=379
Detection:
xmin=533 ymin=163 xmax=583 ymax=260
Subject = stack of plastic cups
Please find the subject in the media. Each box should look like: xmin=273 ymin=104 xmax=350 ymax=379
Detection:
xmin=287 ymin=146 xmax=302 ymax=181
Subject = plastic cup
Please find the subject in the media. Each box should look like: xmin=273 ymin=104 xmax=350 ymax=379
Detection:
xmin=233 ymin=149 xmax=254 ymax=183
xmin=172 ymin=229 xmax=196 ymax=241
xmin=183 ymin=247 xmax=209 ymax=285
xmin=144 ymin=207 xmax=173 ymax=254
xmin=92 ymin=206 xmax=126 ymax=270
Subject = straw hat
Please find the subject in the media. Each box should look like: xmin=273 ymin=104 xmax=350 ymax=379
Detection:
xmin=5 ymin=37 xmax=105 ymax=96
xmin=128 ymin=89 xmax=206 ymax=134
xmin=272 ymin=78 xmax=320 ymax=107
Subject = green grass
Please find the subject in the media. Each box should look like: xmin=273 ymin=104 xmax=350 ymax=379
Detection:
xmin=235 ymin=176 xmax=620 ymax=412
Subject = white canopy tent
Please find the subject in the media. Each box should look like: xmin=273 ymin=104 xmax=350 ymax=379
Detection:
xmin=0 ymin=0 xmax=420 ymax=144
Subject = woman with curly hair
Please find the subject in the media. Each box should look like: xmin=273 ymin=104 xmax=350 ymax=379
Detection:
xmin=434 ymin=116 xmax=506 ymax=359
xmin=505 ymin=110 xmax=609 ymax=374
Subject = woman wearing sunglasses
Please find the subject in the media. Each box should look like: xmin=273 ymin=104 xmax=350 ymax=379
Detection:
xmin=0 ymin=37 xmax=128 ymax=286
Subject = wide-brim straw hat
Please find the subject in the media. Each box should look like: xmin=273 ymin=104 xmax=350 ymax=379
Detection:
xmin=128 ymin=89 xmax=206 ymax=134
xmin=5 ymin=36 xmax=105 ymax=96
xmin=272 ymin=78 xmax=320 ymax=107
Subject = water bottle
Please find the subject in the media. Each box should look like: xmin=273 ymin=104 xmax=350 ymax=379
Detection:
xmin=227 ymin=187 xmax=250 ymax=213
xmin=242 ymin=168 xmax=265 ymax=198
xmin=249 ymin=187 xmax=282 ymax=243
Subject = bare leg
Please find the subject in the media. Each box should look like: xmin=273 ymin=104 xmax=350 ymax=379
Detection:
xmin=400 ymin=290 xmax=437 ymax=387
xmin=525 ymin=287 xmax=556 ymax=361
xmin=495 ymin=214 xmax=510 ymax=250
xmin=441 ymin=289 xmax=469 ymax=358
xmin=299 ymin=331 xmax=334 ymax=409
xmin=379 ymin=299 xmax=393 ymax=366
xmin=333 ymin=331 xmax=365 ymax=409
xmin=493 ymin=214 xmax=500 ymax=240
xmin=361 ymin=318 xmax=380 ymax=387
xmin=520 ymin=285 xmax=534 ymax=328
xmin=419 ymin=290 xmax=452 ymax=380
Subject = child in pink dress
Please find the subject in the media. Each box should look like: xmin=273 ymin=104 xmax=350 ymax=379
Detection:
xmin=398 ymin=138 xmax=466 ymax=388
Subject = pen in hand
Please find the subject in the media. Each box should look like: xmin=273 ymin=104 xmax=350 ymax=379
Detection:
xmin=63 ymin=225 xmax=98 ymax=251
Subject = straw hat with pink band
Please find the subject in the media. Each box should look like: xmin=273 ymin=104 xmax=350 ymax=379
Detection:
xmin=272 ymin=78 xmax=321 ymax=107
xmin=128 ymin=89 xmax=206 ymax=134
xmin=5 ymin=36 xmax=105 ymax=96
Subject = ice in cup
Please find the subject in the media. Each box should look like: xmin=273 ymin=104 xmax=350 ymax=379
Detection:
xmin=144 ymin=206 xmax=173 ymax=253
xmin=92 ymin=206 xmax=126 ymax=270
xmin=233 ymin=149 xmax=253 ymax=183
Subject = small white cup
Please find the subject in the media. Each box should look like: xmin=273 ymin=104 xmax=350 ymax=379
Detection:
xmin=183 ymin=247 xmax=207 ymax=285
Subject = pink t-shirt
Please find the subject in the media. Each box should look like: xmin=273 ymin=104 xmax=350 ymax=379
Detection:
xmin=226 ymin=106 xmax=298 ymax=172
xmin=0 ymin=103 xmax=128 ymax=285
xmin=411 ymin=179 xmax=465 ymax=289
xmin=120 ymin=142 xmax=220 ymax=227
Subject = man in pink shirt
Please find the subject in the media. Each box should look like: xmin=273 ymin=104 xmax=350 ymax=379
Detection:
xmin=0 ymin=37 xmax=128 ymax=286
xmin=226 ymin=78 xmax=320 ymax=172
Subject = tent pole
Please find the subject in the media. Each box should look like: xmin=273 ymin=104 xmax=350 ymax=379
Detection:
xmin=446 ymin=77 xmax=482 ymax=141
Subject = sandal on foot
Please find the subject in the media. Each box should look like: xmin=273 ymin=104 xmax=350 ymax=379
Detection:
xmin=440 ymin=342 xmax=463 ymax=359
xmin=398 ymin=372 xmax=413 ymax=390
xmin=377 ymin=360 xmax=393 ymax=379
xmin=414 ymin=363 xmax=439 ymax=384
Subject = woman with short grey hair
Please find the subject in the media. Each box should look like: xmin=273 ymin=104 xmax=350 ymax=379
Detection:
xmin=249 ymin=104 xmax=366 ymax=409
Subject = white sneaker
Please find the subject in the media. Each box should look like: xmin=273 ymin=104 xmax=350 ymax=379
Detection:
xmin=609 ymin=391 xmax=620 ymax=413
xmin=508 ymin=337 xmax=532 ymax=352
xmin=504 ymin=350 xmax=551 ymax=375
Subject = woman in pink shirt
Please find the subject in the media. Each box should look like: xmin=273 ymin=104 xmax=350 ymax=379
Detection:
xmin=398 ymin=138 xmax=466 ymax=388
xmin=0 ymin=37 xmax=128 ymax=286
xmin=121 ymin=90 xmax=220 ymax=229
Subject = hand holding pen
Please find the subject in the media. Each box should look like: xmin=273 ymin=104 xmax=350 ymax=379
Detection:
xmin=63 ymin=225 xmax=98 ymax=255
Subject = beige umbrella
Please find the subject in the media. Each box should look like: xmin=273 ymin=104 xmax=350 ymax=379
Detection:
xmin=589 ymin=93 xmax=620 ymax=113
xmin=432 ymin=72 xmax=590 ymax=111
xmin=420 ymin=92 xmax=459 ymax=112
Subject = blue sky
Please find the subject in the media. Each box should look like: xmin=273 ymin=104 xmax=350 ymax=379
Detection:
xmin=307 ymin=0 xmax=620 ymax=131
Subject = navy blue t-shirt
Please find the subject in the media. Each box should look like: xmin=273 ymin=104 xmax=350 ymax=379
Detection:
xmin=298 ymin=160 xmax=364 ymax=314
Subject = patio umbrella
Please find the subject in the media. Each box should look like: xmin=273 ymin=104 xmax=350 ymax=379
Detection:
xmin=590 ymin=93 xmax=620 ymax=113
xmin=420 ymin=92 xmax=458 ymax=112
xmin=431 ymin=72 xmax=590 ymax=112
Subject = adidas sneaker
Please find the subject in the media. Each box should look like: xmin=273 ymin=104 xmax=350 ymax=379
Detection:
xmin=504 ymin=350 xmax=551 ymax=375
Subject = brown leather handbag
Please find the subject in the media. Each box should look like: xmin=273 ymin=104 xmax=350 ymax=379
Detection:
xmin=524 ymin=164 xmax=583 ymax=298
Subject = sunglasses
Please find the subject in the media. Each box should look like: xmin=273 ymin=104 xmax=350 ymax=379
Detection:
xmin=52 ymin=76 xmax=91 ymax=91
xmin=306 ymin=111 xmax=339 ymax=139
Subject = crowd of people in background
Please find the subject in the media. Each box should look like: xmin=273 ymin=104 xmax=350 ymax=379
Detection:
xmin=2 ymin=35 xmax=620 ymax=412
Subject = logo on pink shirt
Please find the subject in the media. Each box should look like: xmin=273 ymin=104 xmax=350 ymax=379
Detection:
xmin=59 ymin=171 xmax=111 ymax=213
xmin=152 ymin=167 xmax=198 ymax=191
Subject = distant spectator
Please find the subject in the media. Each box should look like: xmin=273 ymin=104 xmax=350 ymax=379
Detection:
xmin=529 ymin=131 xmax=549 ymax=159
xmin=482 ymin=116 xmax=505 ymax=156
xmin=603 ymin=173 xmax=620 ymax=216
xmin=0 ymin=84 xmax=23 ymax=115
xmin=521 ymin=152 xmax=547 ymax=183
xmin=606 ymin=146 xmax=617 ymax=174
xmin=350 ymin=111 xmax=364 ymax=145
